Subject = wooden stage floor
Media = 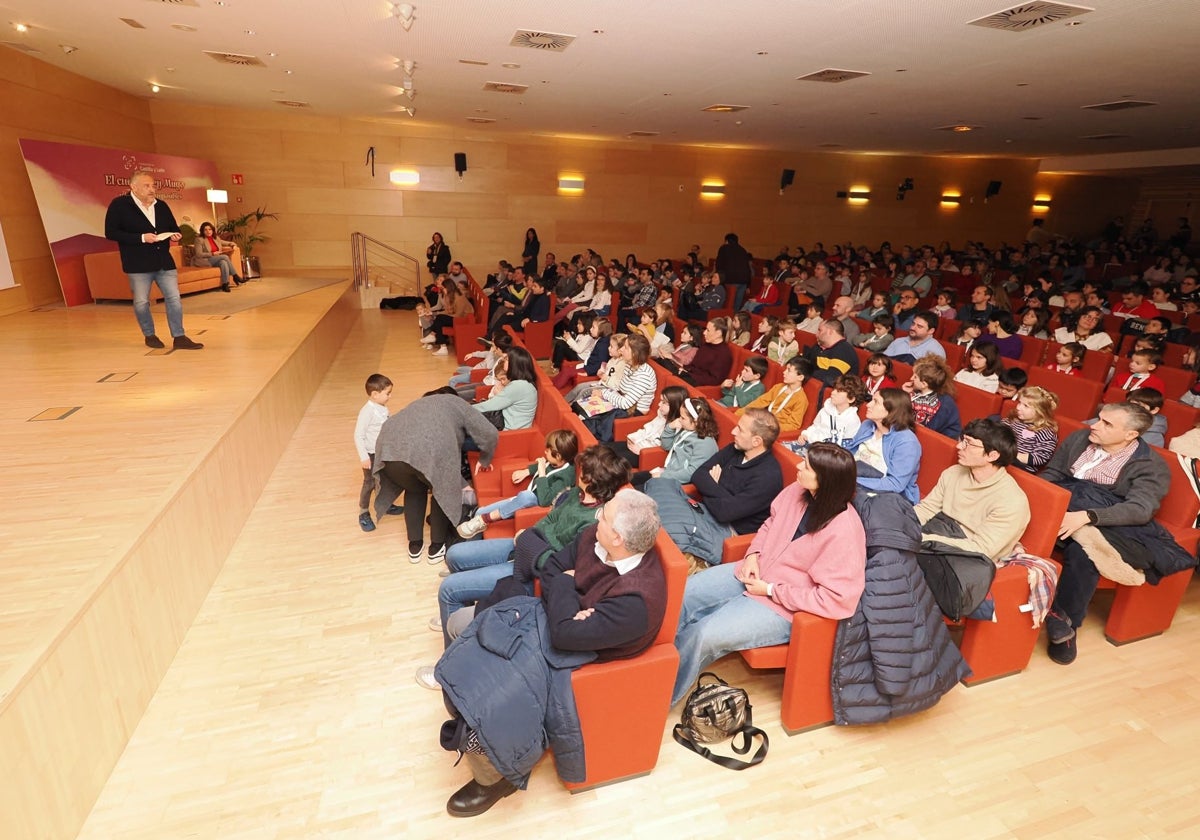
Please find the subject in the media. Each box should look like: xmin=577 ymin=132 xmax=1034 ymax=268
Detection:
xmin=5 ymin=290 xmax=1200 ymax=838
xmin=70 ymin=307 xmax=1200 ymax=839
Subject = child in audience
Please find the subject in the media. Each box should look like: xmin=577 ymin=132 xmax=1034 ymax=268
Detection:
xmin=633 ymin=397 xmax=720 ymax=487
xmin=456 ymin=430 xmax=580 ymax=538
xmin=796 ymin=303 xmax=824 ymax=335
xmin=1045 ymin=341 xmax=1085 ymax=376
xmin=669 ymin=322 xmax=700 ymax=369
xmin=1016 ymin=307 xmax=1051 ymax=339
xmin=995 ymin=367 xmax=1028 ymax=404
xmin=854 ymin=313 xmax=895 ymax=352
xmin=719 ymin=356 xmax=769 ymax=408
xmin=354 ymin=373 xmax=394 ymax=532
xmin=552 ymin=319 xmax=613 ymax=390
xmin=861 ymin=291 xmax=890 ymax=321
xmin=903 ymin=354 xmax=962 ymax=438
xmin=949 ymin=320 xmax=983 ymax=355
xmin=931 ymin=288 xmax=957 ymax=320
xmin=609 ymin=385 xmax=689 ymax=468
xmin=767 ymin=320 xmax=800 ymax=363
xmin=563 ymin=333 xmax=627 ymax=404
xmin=449 ymin=330 xmax=512 ymax=392
xmin=727 ymin=312 xmax=752 ymax=347
xmin=740 ymin=355 xmax=813 ymax=431
xmin=862 ymin=352 xmax=898 ymax=396
xmin=1002 ymin=386 xmax=1059 ymax=471
xmin=1112 ymin=348 xmax=1167 ymax=394
xmin=749 ymin=315 xmax=779 ymax=354
xmin=654 ymin=301 xmax=677 ymax=343
xmin=954 ymin=343 xmax=1003 ymax=393
xmin=797 ymin=374 xmax=866 ymax=448
xmin=551 ymin=311 xmax=597 ymax=371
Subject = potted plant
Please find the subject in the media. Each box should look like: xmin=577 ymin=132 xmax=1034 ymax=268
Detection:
xmin=218 ymin=207 xmax=278 ymax=279
xmin=178 ymin=223 xmax=198 ymax=265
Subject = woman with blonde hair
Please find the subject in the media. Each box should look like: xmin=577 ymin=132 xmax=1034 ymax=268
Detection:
xmin=1002 ymin=386 xmax=1059 ymax=471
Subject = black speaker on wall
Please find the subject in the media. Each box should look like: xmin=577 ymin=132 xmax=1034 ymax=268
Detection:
xmin=454 ymin=152 xmax=468 ymax=179
xmin=985 ymin=180 xmax=1002 ymax=198
xmin=780 ymin=168 xmax=795 ymax=192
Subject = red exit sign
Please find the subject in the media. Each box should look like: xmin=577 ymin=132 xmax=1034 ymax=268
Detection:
xmin=231 ymin=174 xmax=244 ymax=185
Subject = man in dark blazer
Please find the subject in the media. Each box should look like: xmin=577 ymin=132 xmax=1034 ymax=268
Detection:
xmin=104 ymin=171 xmax=203 ymax=350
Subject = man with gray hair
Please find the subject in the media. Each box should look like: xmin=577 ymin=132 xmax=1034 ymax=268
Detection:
xmin=1041 ymin=401 xmax=1192 ymax=665
xmin=435 ymin=487 xmax=668 ymax=816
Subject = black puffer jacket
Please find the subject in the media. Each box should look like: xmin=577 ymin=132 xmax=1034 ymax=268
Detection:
xmin=831 ymin=492 xmax=971 ymax=726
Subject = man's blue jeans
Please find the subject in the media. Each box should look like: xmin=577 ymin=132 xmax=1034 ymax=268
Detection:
xmin=127 ymin=269 xmax=184 ymax=338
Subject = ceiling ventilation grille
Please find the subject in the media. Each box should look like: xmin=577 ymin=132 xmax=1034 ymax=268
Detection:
xmin=483 ymin=81 xmax=528 ymax=94
xmin=466 ymin=117 xmax=497 ymax=124
xmin=120 ymin=18 xmax=147 ymax=29
xmin=626 ymin=131 xmax=660 ymax=138
xmin=817 ymin=143 xmax=844 ymax=149
xmin=459 ymin=59 xmax=489 ymax=66
xmin=1082 ymin=133 xmax=1129 ymax=140
xmin=968 ymin=2 xmax=1093 ymax=32
xmin=702 ymin=104 xmax=749 ymax=113
xmin=509 ymin=30 xmax=576 ymax=52
xmin=274 ymin=100 xmax=311 ymax=108
xmin=2 ymin=41 xmax=42 ymax=53
xmin=1082 ymin=100 xmax=1156 ymax=112
xmin=796 ymin=68 xmax=870 ymax=83
xmin=204 ymin=51 xmax=268 ymax=67
xmin=143 ymin=0 xmax=201 ymax=6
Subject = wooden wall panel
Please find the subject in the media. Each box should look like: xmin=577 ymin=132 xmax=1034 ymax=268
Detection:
xmin=285 ymin=187 xmax=404 ymax=216
xmin=556 ymin=219 xmax=650 ymax=245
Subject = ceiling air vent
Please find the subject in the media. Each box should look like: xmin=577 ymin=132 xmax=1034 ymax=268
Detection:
xmin=466 ymin=117 xmax=497 ymax=124
xmin=274 ymin=100 xmax=311 ymax=108
xmin=2 ymin=41 xmax=42 ymax=53
xmin=509 ymin=30 xmax=576 ymax=52
xmin=120 ymin=18 xmax=147 ymax=29
xmin=1082 ymin=133 xmax=1129 ymax=140
xmin=483 ymin=81 xmax=528 ymax=94
xmin=1082 ymin=100 xmax=1156 ymax=112
xmin=968 ymin=2 xmax=1093 ymax=32
xmin=143 ymin=0 xmax=200 ymax=7
xmin=204 ymin=51 xmax=268 ymax=68
xmin=817 ymin=143 xmax=844 ymax=149
xmin=626 ymin=131 xmax=660 ymax=138
xmin=459 ymin=59 xmax=489 ymax=66
xmin=796 ymin=68 xmax=870 ymax=83
xmin=936 ymin=124 xmax=983 ymax=132
xmin=702 ymin=104 xmax=749 ymax=113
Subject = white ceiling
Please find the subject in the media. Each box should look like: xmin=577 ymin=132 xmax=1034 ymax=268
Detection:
xmin=3 ymin=0 xmax=1199 ymax=159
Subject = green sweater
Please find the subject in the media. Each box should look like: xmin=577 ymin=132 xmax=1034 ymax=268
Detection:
xmin=526 ymin=462 xmax=577 ymax=506
xmin=719 ymin=380 xmax=765 ymax=408
xmin=533 ymin=488 xmax=602 ymax=569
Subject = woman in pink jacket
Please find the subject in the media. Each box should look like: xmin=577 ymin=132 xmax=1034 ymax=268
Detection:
xmin=670 ymin=443 xmax=867 ymax=705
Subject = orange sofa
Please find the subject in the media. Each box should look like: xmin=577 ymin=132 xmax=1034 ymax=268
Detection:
xmin=83 ymin=245 xmax=242 ymax=302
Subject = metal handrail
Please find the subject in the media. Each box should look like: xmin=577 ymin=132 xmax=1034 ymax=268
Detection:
xmin=350 ymin=232 xmax=421 ymax=296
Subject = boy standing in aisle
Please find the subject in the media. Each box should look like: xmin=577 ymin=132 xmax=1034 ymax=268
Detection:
xmin=355 ymin=373 xmax=399 ymax=532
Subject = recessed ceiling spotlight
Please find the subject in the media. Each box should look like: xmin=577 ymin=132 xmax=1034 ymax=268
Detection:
xmin=166 ymin=67 xmax=175 ymax=72
xmin=267 ymin=52 xmax=277 ymax=58
xmin=150 ymin=84 xmax=160 ymax=93
xmin=214 ymin=1 xmax=226 ymax=6
xmin=245 ymin=29 xmax=255 ymax=35
xmin=60 ymin=44 xmax=79 ymax=54
xmin=171 ymin=24 xmax=197 ymax=32
xmin=284 ymin=69 xmax=293 ymax=75
xmin=1016 ymin=82 xmax=1029 ymax=87
xmin=13 ymin=22 xmax=29 ymax=33
xmin=592 ymin=29 xmax=605 ymax=34
xmin=501 ymin=62 xmax=520 ymax=69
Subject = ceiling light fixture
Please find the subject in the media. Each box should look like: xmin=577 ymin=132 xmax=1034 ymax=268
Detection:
xmin=60 ymin=44 xmax=78 ymax=54
xmin=402 ymin=59 xmax=415 ymax=75
xmin=150 ymin=83 xmax=161 ymax=93
xmin=392 ymin=3 xmax=415 ymax=31
xmin=13 ymin=22 xmax=29 ymax=33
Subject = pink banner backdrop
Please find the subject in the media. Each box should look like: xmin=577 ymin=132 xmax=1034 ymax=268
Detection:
xmin=19 ymin=139 xmax=221 ymax=306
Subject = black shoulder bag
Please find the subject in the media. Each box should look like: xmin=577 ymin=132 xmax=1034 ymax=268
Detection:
xmin=672 ymin=672 xmax=768 ymax=770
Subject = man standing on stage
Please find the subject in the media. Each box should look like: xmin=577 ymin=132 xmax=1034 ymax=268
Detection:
xmin=104 ymin=171 xmax=203 ymax=350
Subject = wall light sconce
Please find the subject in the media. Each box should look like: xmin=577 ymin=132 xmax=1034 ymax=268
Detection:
xmin=392 ymin=3 xmax=415 ymax=31
xmin=206 ymin=188 xmax=228 ymax=221
xmin=1033 ymin=196 xmax=1052 ymax=211
xmin=940 ymin=193 xmax=962 ymax=206
xmin=557 ymin=176 xmax=585 ymax=194
xmin=700 ymin=182 xmax=726 ymax=198
xmin=847 ymin=187 xmax=870 ymax=204
xmin=390 ymin=169 xmax=420 ymax=186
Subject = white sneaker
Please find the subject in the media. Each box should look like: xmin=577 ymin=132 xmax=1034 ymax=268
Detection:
xmin=420 ymin=334 xmax=437 ymax=344
xmin=414 ymin=665 xmax=441 ymax=691
xmin=427 ymin=543 xmax=446 ymax=565
xmin=456 ymin=515 xmax=487 ymax=539
xmin=428 ymin=616 xmax=443 ymax=632
xmin=432 ymin=345 xmax=449 ymax=356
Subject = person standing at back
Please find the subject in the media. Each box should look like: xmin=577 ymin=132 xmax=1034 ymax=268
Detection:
xmin=716 ymin=232 xmax=752 ymax=311
xmin=104 ymin=171 xmax=203 ymax=350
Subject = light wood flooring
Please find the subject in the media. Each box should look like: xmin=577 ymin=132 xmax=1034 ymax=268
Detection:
xmin=70 ymin=309 xmax=1200 ymax=839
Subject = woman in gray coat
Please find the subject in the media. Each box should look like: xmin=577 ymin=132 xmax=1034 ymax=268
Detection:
xmin=192 ymin=221 xmax=243 ymax=290
xmin=373 ymin=390 xmax=499 ymax=563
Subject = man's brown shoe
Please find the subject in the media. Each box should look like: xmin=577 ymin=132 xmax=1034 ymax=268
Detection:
xmin=144 ymin=335 xmax=165 ymax=349
xmin=173 ymin=335 xmax=204 ymax=350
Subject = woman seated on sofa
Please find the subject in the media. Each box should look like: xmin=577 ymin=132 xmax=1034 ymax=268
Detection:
xmin=192 ymin=221 xmax=243 ymax=291
xmin=670 ymin=443 xmax=867 ymax=706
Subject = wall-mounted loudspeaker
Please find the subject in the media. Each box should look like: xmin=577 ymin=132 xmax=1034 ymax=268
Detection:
xmin=454 ymin=153 xmax=468 ymax=176
xmin=985 ymin=180 xmax=1002 ymax=198
xmin=780 ymin=168 xmax=795 ymax=190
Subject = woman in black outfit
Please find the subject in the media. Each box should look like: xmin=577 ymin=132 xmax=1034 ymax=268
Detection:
xmin=522 ymin=227 xmax=540 ymax=277
xmin=426 ymin=232 xmax=451 ymax=275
